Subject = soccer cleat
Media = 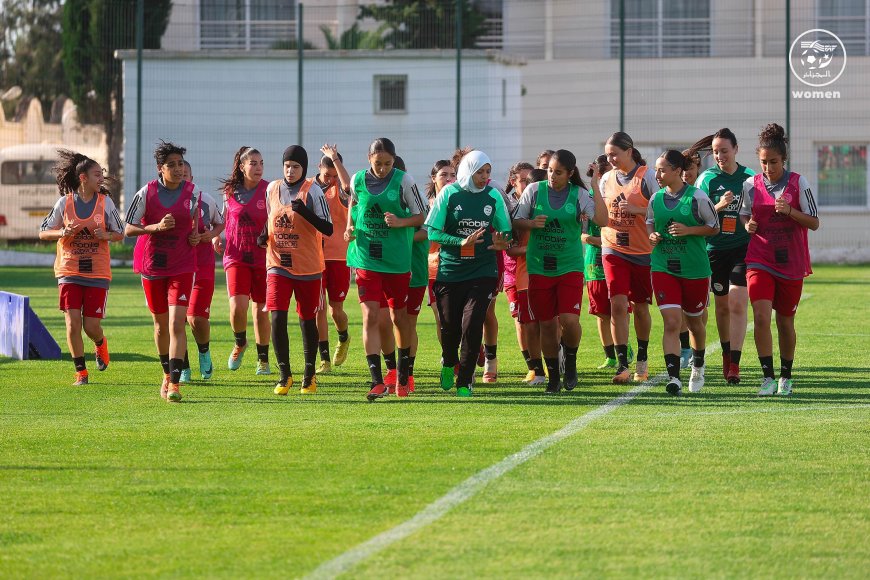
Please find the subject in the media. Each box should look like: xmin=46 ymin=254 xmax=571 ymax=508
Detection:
xmin=612 ymin=366 xmax=631 ymax=384
xmin=384 ymin=368 xmax=398 ymax=388
xmin=688 ymin=365 xmax=705 ymax=393
xmin=477 ymin=346 xmax=486 ymax=367
xmin=396 ymin=382 xmax=410 ymax=398
xmin=256 ymin=361 xmax=271 ymax=375
xmin=316 ymin=360 xmax=332 ymax=375
xmin=665 ymin=377 xmax=683 ymax=396
xmin=180 ymin=368 xmax=192 ymax=383
xmin=633 ymin=360 xmax=649 ymax=382
xmin=166 ymin=384 xmax=182 ymax=403
xmin=680 ymin=348 xmax=692 ymax=369
xmin=776 ymin=378 xmax=793 ymax=396
xmin=366 ymin=382 xmax=388 ymax=401
xmin=228 ymin=343 xmax=247 ymax=370
xmin=523 ymin=369 xmax=536 ymax=383
xmin=528 ymin=374 xmax=547 ymax=386
xmin=300 ymin=376 xmax=317 ymax=395
xmin=73 ymin=370 xmax=89 ymax=386
xmin=483 ymin=358 xmax=498 ymax=383
xmin=407 ymin=376 xmax=415 ymax=393
xmin=274 ymin=376 xmax=294 ymax=396
xmin=199 ymin=351 xmax=213 ymax=380
xmin=332 ymin=336 xmax=351 ymax=366
xmin=757 ymin=377 xmax=778 ymax=396
xmin=160 ymin=373 xmax=170 ymax=399
xmin=456 ymin=385 xmax=473 ymax=398
xmin=440 ymin=366 xmax=455 ymax=391
xmin=563 ymin=372 xmax=578 ymax=392
xmin=545 ymin=381 xmax=561 ymax=394
xmin=726 ymin=363 xmax=741 ymax=385
xmin=722 ymin=351 xmax=731 ymax=381
xmin=597 ymin=357 xmax=617 ymax=369
xmin=94 ymin=338 xmax=109 ymax=371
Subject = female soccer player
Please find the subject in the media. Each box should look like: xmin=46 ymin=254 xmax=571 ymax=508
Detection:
xmin=514 ymin=150 xmax=607 ymax=393
xmin=345 ymin=138 xmax=427 ymax=401
xmin=691 ymin=129 xmax=756 ymax=384
xmin=647 ymin=150 xmax=719 ymax=395
xmin=125 ymin=141 xmax=199 ymax=402
xmin=180 ymin=161 xmax=224 ymax=382
xmin=425 ymin=160 xmax=456 ymax=345
xmin=740 ymin=124 xmax=819 ymax=396
xmin=536 ymin=149 xmax=555 ymax=170
xmin=40 ymin=150 xmax=124 ymax=385
xmin=426 ymin=150 xmax=511 ymax=397
xmin=265 ymin=145 xmax=333 ymax=395
xmin=601 ymin=132 xmax=659 ymax=384
xmin=314 ymin=144 xmax=353 ymax=374
xmin=215 ymin=146 xmax=272 ymax=376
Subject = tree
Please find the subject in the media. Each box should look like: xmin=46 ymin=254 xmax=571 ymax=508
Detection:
xmin=62 ymin=0 xmax=171 ymax=201
xmin=320 ymin=23 xmax=387 ymax=50
xmin=357 ymin=0 xmax=485 ymax=49
xmin=0 ymin=0 xmax=66 ymax=120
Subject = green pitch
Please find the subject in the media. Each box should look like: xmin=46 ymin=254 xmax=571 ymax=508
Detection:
xmin=1 ymin=265 xmax=868 ymax=577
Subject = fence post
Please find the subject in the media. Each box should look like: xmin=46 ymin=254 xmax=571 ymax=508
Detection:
xmin=456 ymin=0 xmax=462 ymax=150
xmin=619 ymin=0 xmax=625 ymax=132
xmin=785 ymin=0 xmax=791 ymax=151
xmin=135 ymin=0 xmax=144 ymax=194
xmin=297 ymin=2 xmax=304 ymax=146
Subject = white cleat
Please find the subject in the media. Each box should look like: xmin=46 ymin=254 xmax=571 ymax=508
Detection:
xmin=688 ymin=365 xmax=705 ymax=393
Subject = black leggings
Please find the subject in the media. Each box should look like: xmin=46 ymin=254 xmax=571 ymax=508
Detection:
xmin=433 ymin=277 xmax=497 ymax=387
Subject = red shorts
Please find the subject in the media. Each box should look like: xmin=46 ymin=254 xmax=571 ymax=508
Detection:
xmin=505 ymin=285 xmax=519 ymax=319
xmin=603 ymin=253 xmax=653 ymax=304
xmin=651 ymin=272 xmax=710 ymax=316
xmin=321 ymin=260 xmax=351 ymax=303
xmin=188 ymin=275 xmax=215 ymax=319
xmin=747 ymin=268 xmax=804 ymax=317
xmin=142 ymin=272 xmax=194 ymax=315
xmin=586 ymin=279 xmax=611 ymax=316
xmin=226 ymin=264 xmax=267 ymax=304
xmin=406 ymin=285 xmax=427 ymax=316
xmin=266 ymin=274 xmax=321 ymax=319
xmin=427 ymin=279 xmax=437 ymax=306
xmin=355 ymin=269 xmax=410 ymax=310
xmin=528 ymin=272 xmax=584 ymax=320
xmin=59 ymin=283 xmax=108 ymax=319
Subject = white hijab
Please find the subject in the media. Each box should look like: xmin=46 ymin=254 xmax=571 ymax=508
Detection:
xmin=456 ymin=150 xmax=492 ymax=193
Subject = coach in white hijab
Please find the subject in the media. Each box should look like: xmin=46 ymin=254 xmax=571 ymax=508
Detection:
xmin=456 ymin=150 xmax=492 ymax=193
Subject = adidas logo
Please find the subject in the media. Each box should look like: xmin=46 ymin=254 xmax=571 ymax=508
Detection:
xmin=414 ymin=305 xmax=421 ymax=312
xmin=238 ymin=213 xmax=256 ymax=227
xmin=179 ymin=294 xmax=188 ymax=301
xmin=716 ymin=185 xmax=726 ymax=191
xmin=205 ymin=307 xmax=210 ymax=313
xmin=339 ymin=292 xmax=346 ymax=297
xmin=95 ymin=307 xmax=102 ymax=314
xmin=573 ymin=303 xmax=580 ymax=309
xmin=275 ymin=214 xmax=293 ymax=228
xmin=455 ymin=205 xmax=463 ymax=212
xmin=487 ymin=293 xmax=494 ymax=300
xmin=696 ymin=302 xmax=704 ymax=308
xmin=550 ymin=218 xmax=563 ymax=228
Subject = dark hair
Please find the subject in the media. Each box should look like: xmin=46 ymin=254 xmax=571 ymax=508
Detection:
xmin=505 ymin=161 xmax=534 ymax=194
xmin=219 ymin=146 xmax=260 ymax=193
xmin=154 ymin=140 xmax=186 ymax=166
xmin=426 ymin=159 xmax=453 ymax=199
xmin=685 ymin=127 xmax=738 ymax=160
xmin=757 ymin=123 xmax=788 ymax=160
xmin=183 ymin=160 xmax=192 ymax=170
xmin=681 ymin=148 xmax=701 ymax=169
xmin=451 ymin=146 xmax=474 ymax=169
xmin=54 ymin=149 xmax=101 ymax=196
xmin=586 ymin=154 xmax=611 ymax=178
xmin=606 ymin=132 xmax=645 ymax=166
xmin=320 ymin=152 xmax=343 ymax=168
xmin=536 ymin=149 xmax=555 ymax=167
xmin=368 ymin=137 xmax=396 ymax=158
xmin=659 ymin=149 xmax=690 ymax=171
xmin=550 ymin=149 xmax=587 ymax=189
xmin=393 ymin=155 xmax=406 ymax=172
xmin=529 ymin=168 xmax=547 ymax=182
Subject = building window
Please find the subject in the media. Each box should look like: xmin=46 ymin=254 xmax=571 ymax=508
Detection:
xmin=375 ymin=75 xmax=407 ymax=114
xmin=201 ymin=0 xmax=296 ymax=50
xmin=819 ymin=0 xmax=870 ymax=56
xmin=610 ymin=0 xmax=711 ymax=58
xmin=817 ymin=144 xmax=868 ymax=207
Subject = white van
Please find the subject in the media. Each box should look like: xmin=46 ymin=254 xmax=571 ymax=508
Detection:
xmin=0 ymin=144 xmax=105 ymax=240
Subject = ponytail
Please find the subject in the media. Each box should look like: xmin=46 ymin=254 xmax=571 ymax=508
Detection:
xmin=757 ymin=123 xmax=788 ymax=160
xmin=659 ymin=149 xmax=690 ymax=171
xmin=606 ymin=131 xmax=645 ymax=166
xmin=551 ymin=149 xmax=587 ymax=189
xmin=53 ymin=149 xmax=99 ymax=196
xmin=219 ymin=146 xmax=260 ymax=198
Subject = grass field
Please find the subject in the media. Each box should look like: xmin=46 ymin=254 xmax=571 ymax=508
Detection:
xmin=1 ymin=265 xmax=868 ymax=578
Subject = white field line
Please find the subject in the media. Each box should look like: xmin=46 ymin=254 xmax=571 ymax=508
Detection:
xmin=628 ymin=402 xmax=870 ymax=419
xmin=304 ymin=293 xmax=814 ymax=579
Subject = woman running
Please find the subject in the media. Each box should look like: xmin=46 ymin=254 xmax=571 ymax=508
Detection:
xmin=264 ymin=145 xmax=333 ymax=395
xmin=345 ymin=138 xmax=427 ymax=401
xmin=216 ymin=146 xmax=272 ymax=376
xmin=690 ymin=129 xmax=756 ymax=384
xmin=425 ymin=160 xmax=457 ymax=345
xmin=125 ymin=141 xmax=199 ymax=402
xmin=426 ymin=150 xmax=511 ymax=397
xmin=647 ymin=150 xmax=719 ymax=395
xmin=739 ymin=123 xmax=819 ymax=396
xmin=40 ymin=150 xmax=124 ymax=386
xmin=180 ymin=161 xmax=224 ymax=382
xmin=514 ymin=149 xmax=607 ymax=393
xmin=314 ymin=144 xmax=353 ymax=373
xmin=601 ymin=132 xmax=659 ymax=384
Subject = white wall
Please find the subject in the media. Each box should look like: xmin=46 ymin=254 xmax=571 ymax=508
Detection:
xmin=119 ymin=50 xmax=523 ymax=206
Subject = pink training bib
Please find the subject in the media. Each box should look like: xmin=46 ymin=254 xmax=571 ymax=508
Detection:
xmin=133 ymin=180 xmax=197 ymax=276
